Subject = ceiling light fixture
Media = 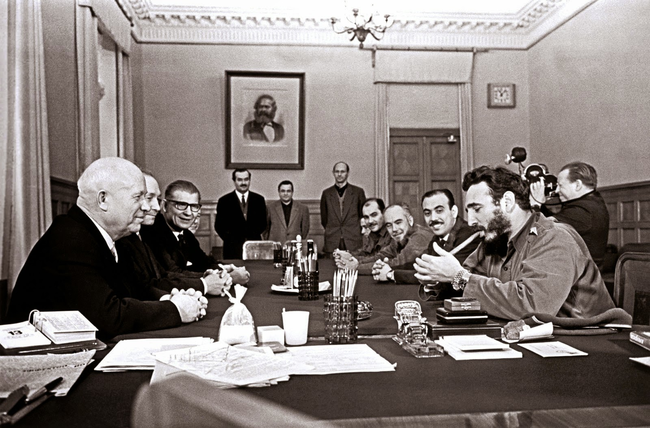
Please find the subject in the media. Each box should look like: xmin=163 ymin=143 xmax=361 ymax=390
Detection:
xmin=330 ymin=7 xmax=393 ymax=49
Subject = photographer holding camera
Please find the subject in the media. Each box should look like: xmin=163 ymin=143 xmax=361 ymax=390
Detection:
xmin=529 ymin=161 xmax=609 ymax=268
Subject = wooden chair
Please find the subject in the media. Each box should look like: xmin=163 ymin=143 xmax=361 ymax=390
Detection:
xmin=242 ymin=240 xmax=280 ymax=260
xmin=613 ymin=252 xmax=650 ymax=325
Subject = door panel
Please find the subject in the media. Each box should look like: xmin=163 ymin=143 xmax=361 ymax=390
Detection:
xmin=390 ymin=130 xmax=461 ymax=227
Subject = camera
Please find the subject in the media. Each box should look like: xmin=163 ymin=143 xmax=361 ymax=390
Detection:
xmin=505 ymin=147 xmax=558 ymax=197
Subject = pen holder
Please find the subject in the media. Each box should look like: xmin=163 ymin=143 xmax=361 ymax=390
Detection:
xmin=298 ymin=271 xmax=319 ymax=301
xmin=323 ymin=295 xmax=358 ymax=344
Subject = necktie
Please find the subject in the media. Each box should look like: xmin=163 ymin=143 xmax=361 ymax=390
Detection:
xmin=438 ymin=237 xmax=447 ymax=250
xmin=110 ymin=244 xmax=118 ymax=263
xmin=241 ymin=194 xmax=246 ymax=206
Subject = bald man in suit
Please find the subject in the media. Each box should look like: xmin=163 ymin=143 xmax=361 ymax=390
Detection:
xmin=320 ymin=161 xmax=366 ymax=255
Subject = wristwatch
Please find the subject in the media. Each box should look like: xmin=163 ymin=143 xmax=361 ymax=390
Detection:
xmin=452 ymin=268 xmax=471 ymax=291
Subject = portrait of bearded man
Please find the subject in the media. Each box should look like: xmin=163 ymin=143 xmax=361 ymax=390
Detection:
xmin=243 ymin=94 xmax=285 ymax=143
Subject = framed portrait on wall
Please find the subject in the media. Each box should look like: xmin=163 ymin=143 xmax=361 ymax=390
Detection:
xmin=225 ymin=71 xmax=305 ymax=169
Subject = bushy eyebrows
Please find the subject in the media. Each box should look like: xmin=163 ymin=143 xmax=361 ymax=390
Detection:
xmin=466 ymin=203 xmax=482 ymax=210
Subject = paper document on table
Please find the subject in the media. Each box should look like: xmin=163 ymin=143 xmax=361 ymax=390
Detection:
xmin=284 ymin=344 xmax=396 ymax=375
xmin=518 ymin=341 xmax=587 ymax=357
xmin=150 ymin=359 xmax=290 ymax=389
xmin=0 ymin=350 xmax=94 ymax=397
xmin=503 ymin=322 xmax=554 ymax=343
xmin=440 ymin=335 xmax=510 ymax=352
xmin=630 ymin=356 xmax=650 ymax=368
xmin=152 ymin=341 xmax=303 ymax=387
xmin=435 ymin=339 xmax=522 ymax=361
xmin=95 ymin=337 xmax=213 ymax=372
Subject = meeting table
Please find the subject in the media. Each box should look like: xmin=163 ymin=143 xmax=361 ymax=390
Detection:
xmin=9 ymin=259 xmax=650 ymax=427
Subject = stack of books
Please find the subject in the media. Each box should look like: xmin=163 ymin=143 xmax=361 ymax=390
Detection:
xmin=435 ymin=298 xmax=488 ymax=324
xmin=630 ymin=330 xmax=650 ymax=351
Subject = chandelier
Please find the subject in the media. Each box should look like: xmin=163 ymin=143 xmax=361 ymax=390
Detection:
xmin=330 ymin=7 xmax=394 ymax=48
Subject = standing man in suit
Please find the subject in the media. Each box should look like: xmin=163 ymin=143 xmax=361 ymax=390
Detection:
xmin=265 ymin=180 xmax=310 ymax=243
xmin=7 ymin=158 xmax=205 ymax=339
xmin=215 ymin=169 xmax=268 ymax=259
xmin=142 ymin=180 xmax=249 ymax=284
xmin=320 ymin=162 xmax=367 ymax=255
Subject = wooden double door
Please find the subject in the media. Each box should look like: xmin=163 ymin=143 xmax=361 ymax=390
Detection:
xmin=389 ymin=129 xmax=461 ymax=227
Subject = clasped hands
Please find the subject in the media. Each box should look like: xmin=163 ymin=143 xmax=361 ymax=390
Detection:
xmin=161 ymin=288 xmax=209 ymax=323
xmin=413 ymin=243 xmax=463 ymax=284
xmin=217 ymin=263 xmax=250 ymax=285
xmin=372 ymin=258 xmax=393 ymax=282
xmin=203 ymin=268 xmax=232 ymax=296
xmin=333 ymin=249 xmax=358 ymax=270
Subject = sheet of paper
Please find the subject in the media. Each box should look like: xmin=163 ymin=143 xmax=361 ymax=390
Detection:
xmin=440 ymin=335 xmax=510 ymax=351
xmin=503 ymin=322 xmax=554 ymax=343
xmin=152 ymin=341 xmax=301 ymax=387
xmin=518 ymin=341 xmax=588 ymax=357
xmin=630 ymin=356 xmax=650 ymax=368
xmin=282 ymin=344 xmax=396 ymax=375
xmin=435 ymin=339 xmax=522 ymax=361
xmin=95 ymin=337 xmax=213 ymax=372
xmin=150 ymin=360 xmax=290 ymax=389
xmin=0 ymin=350 xmax=95 ymax=397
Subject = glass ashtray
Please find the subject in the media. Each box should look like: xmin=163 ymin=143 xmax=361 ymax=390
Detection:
xmin=357 ymin=300 xmax=373 ymax=320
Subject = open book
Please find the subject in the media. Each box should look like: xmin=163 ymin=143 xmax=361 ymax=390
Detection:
xmin=0 ymin=311 xmax=103 ymax=355
xmin=31 ymin=311 xmax=98 ymax=344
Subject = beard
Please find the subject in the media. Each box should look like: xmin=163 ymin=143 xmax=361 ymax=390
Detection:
xmin=481 ymin=209 xmax=511 ymax=257
xmin=254 ymin=110 xmax=274 ymax=124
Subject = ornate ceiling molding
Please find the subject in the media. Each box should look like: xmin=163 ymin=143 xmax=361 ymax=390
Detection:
xmin=116 ymin=0 xmax=598 ymax=49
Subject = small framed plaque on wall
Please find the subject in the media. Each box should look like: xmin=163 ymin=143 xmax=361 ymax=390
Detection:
xmin=488 ymin=83 xmax=516 ymax=108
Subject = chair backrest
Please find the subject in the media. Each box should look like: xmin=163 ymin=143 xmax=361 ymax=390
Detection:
xmin=242 ymin=240 xmax=279 ymax=260
xmin=614 ymin=251 xmax=650 ymax=325
xmin=132 ymin=373 xmax=329 ymax=427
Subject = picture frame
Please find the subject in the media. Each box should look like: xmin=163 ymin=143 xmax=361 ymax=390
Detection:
xmin=487 ymin=83 xmax=516 ymax=108
xmin=225 ymin=71 xmax=305 ymax=169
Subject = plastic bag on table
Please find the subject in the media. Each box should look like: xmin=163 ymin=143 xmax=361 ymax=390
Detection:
xmin=218 ymin=284 xmax=256 ymax=345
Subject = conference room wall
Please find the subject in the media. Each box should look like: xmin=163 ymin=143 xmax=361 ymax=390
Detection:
xmin=528 ymin=0 xmax=650 ymax=188
xmin=136 ymin=44 xmax=375 ymax=201
xmin=135 ymin=44 xmax=530 ymax=202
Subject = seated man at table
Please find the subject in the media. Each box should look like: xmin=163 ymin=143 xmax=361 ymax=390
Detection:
xmin=334 ymin=198 xmax=391 ymax=268
xmin=413 ymin=165 xmax=618 ymax=321
xmin=7 ymin=158 xmax=206 ymax=339
xmin=117 ymin=172 xmax=232 ymax=296
xmin=141 ymin=180 xmax=249 ymax=285
xmin=378 ymin=189 xmax=481 ymax=286
xmin=344 ymin=203 xmax=433 ymax=276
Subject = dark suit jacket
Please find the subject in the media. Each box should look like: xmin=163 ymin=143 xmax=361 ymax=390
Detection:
xmin=215 ymin=191 xmax=267 ymax=259
xmin=265 ymin=200 xmax=310 ymax=243
xmin=541 ymin=190 xmax=609 ymax=267
xmin=6 ymin=206 xmax=182 ymax=339
xmin=141 ymin=213 xmax=219 ymax=273
xmin=319 ymin=184 xmax=366 ymax=252
xmin=393 ymin=218 xmax=481 ymax=285
xmin=116 ymin=233 xmax=204 ymax=293
xmin=243 ymin=121 xmax=285 ymax=142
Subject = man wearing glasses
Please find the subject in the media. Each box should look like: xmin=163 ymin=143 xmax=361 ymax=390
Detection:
xmin=142 ymin=180 xmax=250 ymax=284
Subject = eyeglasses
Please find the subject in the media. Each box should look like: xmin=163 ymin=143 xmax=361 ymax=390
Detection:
xmin=164 ymin=199 xmax=202 ymax=213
